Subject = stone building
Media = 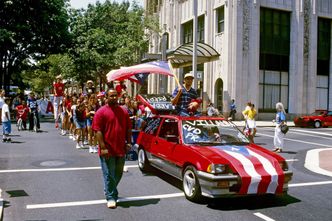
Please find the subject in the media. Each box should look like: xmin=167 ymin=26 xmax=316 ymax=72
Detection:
xmin=143 ymin=0 xmax=332 ymax=119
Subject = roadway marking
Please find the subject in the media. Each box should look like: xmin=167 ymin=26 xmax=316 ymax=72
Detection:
xmin=288 ymin=180 xmax=332 ymax=187
xmin=0 ymin=165 xmax=139 ymax=173
xmin=304 ymin=148 xmax=332 ymax=177
xmin=253 ymin=212 xmax=275 ymax=221
xmin=25 ymin=180 xmax=332 ymax=209
xmin=259 ymin=127 xmax=332 ymax=140
xmin=290 ymin=129 xmax=332 ymax=137
xmin=258 ymin=133 xmax=332 ymax=148
xmin=285 ymin=159 xmax=298 ymax=162
xmin=26 ymin=192 xmax=184 ymax=209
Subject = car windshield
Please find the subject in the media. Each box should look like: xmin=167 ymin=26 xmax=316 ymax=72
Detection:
xmin=182 ymin=119 xmax=249 ymax=145
xmin=310 ymin=111 xmax=326 ymax=116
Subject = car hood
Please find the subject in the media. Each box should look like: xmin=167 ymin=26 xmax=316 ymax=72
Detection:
xmin=196 ymin=144 xmax=285 ymax=194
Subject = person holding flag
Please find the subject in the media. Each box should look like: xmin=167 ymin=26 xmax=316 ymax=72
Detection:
xmin=171 ymin=73 xmax=201 ymax=116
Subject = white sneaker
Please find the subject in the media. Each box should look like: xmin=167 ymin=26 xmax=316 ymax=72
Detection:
xmin=76 ymin=143 xmax=81 ymax=149
xmin=93 ymin=146 xmax=98 ymax=153
xmin=69 ymin=135 xmax=73 ymax=139
xmin=107 ymin=200 xmax=116 ymax=209
xmin=89 ymin=146 xmax=94 ymax=153
xmin=83 ymin=140 xmax=88 ymax=145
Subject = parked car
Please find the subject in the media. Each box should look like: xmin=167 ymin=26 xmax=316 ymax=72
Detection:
xmin=136 ymin=95 xmax=293 ymax=202
xmin=293 ymin=110 xmax=332 ymax=128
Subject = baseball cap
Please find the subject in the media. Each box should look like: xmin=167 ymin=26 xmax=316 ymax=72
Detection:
xmin=184 ymin=73 xmax=194 ymax=79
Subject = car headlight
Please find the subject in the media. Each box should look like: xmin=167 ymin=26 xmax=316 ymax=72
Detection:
xmin=207 ymin=164 xmax=227 ymax=174
xmin=279 ymin=161 xmax=289 ymax=171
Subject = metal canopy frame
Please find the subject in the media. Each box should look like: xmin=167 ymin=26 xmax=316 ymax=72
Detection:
xmin=167 ymin=42 xmax=220 ymax=68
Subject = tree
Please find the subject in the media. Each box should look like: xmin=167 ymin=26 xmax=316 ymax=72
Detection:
xmin=0 ymin=0 xmax=71 ymax=93
xmin=68 ymin=0 xmax=158 ymax=88
xmin=21 ymin=54 xmax=74 ymax=94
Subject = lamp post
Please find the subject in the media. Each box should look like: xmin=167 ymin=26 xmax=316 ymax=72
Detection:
xmin=193 ymin=0 xmax=198 ymax=89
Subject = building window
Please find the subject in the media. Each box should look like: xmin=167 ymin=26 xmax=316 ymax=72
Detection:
xmin=183 ymin=20 xmax=193 ymax=44
xmin=259 ymin=71 xmax=289 ymax=111
xmin=217 ymin=6 xmax=224 ymax=33
xmin=259 ymin=8 xmax=290 ymax=112
xmin=182 ymin=16 xmax=204 ymax=44
xmin=316 ymin=18 xmax=331 ymax=110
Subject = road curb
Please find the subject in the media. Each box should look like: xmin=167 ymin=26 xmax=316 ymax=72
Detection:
xmin=305 ymin=148 xmax=332 ymax=177
xmin=0 ymin=198 xmax=3 ymax=221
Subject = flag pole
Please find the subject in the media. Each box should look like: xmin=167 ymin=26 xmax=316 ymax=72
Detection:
xmin=168 ymin=60 xmax=182 ymax=88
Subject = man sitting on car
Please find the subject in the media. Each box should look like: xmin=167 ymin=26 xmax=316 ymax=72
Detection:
xmin=171 ymin=73 xmax=201 ymax=116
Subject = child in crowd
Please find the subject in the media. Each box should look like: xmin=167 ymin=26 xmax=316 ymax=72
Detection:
xmin=2 ymin=97 xmax=11 ymax=142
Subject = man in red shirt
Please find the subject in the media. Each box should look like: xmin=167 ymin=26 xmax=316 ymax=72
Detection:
xmin=53 ymin=75 xmax=65 ymax=128
xmin=92 ymin=89 xmax=132 ymax=209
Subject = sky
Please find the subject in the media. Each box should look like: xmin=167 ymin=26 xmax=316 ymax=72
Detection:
xmin=70 ymin=0 xmax=143 ymax=9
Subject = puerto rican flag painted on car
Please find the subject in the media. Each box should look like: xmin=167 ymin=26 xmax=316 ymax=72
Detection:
xmin=213 ymin=145 xmax=284 ymax=194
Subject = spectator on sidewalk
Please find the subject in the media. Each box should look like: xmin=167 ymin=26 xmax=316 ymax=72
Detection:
xmin=242 ymin=103 xmax=257 ymax=143
xmin=53 ymin=75 xmax=65 ymax=128
xmin=92 ymin=89 xmax=132 ymax=209
xmin=229 ymin=99 xmax=237 ymax=120
xmin=207 ymin=102 xmax=219 ymax=116
xmin=15 ymin=100 xmax=29 ymax=130
xmin=27 ymin=92 xmax=40 ymax=131
xmin=0 ymin=89 xmax=5 ymax=124
xmin=1 ymin=97 xmax=11 ymax=142
xmin=273 ymin=102 xmax=286 ymax=153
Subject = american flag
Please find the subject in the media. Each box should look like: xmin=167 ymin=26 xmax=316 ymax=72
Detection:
xmin=213 ymin=145 xmax=285 ymax=194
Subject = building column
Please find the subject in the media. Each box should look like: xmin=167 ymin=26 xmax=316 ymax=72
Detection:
xmin=289 ymin=0 xmax=305 ymax=114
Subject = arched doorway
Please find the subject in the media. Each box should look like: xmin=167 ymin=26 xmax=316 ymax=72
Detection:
xmin=215 ymin=78 xmax=223 ymax=113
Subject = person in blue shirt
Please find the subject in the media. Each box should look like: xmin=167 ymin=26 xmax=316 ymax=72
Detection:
xmin=273 ymin=102 xmax=286 ymax=153
xmin=27 ymin=92 xmax=40 ymax=131
xmin=171 ymin=73 xmax=201 ymax=116
xmin=229 ymin=99 xmax=236 ymax=120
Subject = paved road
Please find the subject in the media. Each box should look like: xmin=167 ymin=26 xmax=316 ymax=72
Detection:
xmin=1 ymin=122 xmax=332 ymax=221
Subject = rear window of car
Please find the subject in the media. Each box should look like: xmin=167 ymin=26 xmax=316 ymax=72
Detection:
xmin=143 ymin=117 xmax=162 ymax=135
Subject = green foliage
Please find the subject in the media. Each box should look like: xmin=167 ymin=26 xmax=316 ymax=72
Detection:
xmin=0 ymin=0 xmax=72 ymax=91
xmin=68 ymin=0 xmax=155 ymax=85
xmin=1 ymin=0 xmax=160 ymax=92
xmin=21 ymin=54 xmax=74 ymax=93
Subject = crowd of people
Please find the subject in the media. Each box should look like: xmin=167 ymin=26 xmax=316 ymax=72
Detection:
xmin=51 ymin=77 xmax=147 ymax=154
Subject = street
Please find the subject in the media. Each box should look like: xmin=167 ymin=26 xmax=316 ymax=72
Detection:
xmin=1 ymin=122 xmax=332 ymax=221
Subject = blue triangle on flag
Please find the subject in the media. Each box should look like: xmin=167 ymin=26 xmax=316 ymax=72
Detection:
xmin=134 ymin=73 xmax=150 ymax=84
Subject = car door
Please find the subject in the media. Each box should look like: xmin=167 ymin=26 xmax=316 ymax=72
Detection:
xmin=151 ymin=118 xmax=180 ymax=175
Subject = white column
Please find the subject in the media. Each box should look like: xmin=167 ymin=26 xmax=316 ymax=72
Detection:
xmin=289 ymin=0 xmax=304 ymax=114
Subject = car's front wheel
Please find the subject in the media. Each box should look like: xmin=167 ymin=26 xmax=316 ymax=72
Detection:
xmin=138 ymin=148 xmax=151 ymax=172
xmin=183 ymin=166 xmax=202 ymax=202
xmin=314 ymin=120 xmax=321 ymax=128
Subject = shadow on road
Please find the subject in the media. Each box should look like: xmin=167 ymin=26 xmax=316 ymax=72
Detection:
xmin=206 ymin=194 xmax=300 ymax=210
xmin=118 ymin=198 xmax=160 ymax=208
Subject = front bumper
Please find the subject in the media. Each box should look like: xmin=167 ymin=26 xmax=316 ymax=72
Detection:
xmin=196 ymin=170 xmax=293 ymax=198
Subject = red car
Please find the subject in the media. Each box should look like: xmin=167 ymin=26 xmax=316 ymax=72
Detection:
xmin=294 ymin=110 xmax=332 ymax=128
xmin=136 ymin=95 xmax=293 ymax=202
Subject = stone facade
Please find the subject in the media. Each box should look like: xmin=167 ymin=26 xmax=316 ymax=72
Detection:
xmin=144 ymin=0 xmax=332 ymax=119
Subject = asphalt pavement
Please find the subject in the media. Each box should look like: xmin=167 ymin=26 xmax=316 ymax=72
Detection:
xmin=0 ymin=119 xmax=331 ymax=221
